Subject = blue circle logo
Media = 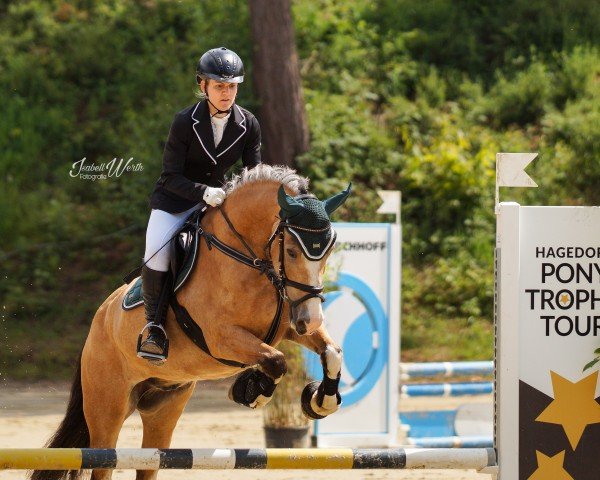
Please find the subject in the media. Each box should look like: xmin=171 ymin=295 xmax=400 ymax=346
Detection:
xmin=304 ymin=272 xmax=388 ymax=407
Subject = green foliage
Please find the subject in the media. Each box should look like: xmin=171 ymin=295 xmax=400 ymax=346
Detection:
xmin=396 ymin=112 xmax=497 ymax=258
xmin=584 ymin=348 xmax=600 ymax=372
xmin=478 ymin=60 xmax=553 ymax=128
xmin=297 ymin=89 xmax=399 ymax=222
xmin=371 ymin=0 xmax=599 ymax=82
xmin=542 ymin=48 xmax=600 ymax=204
xmin=403 ymin=234 xmax=494 ymax=320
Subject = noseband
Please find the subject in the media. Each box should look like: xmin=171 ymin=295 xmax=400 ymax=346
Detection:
xmin=265 ymin=221 xmax=328 ymax=307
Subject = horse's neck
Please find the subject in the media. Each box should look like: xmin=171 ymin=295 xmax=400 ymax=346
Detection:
xmin=178 ymin=183 xmax=284 ymax=336
xmin=206 ymin=183 xmax=280 ymax=257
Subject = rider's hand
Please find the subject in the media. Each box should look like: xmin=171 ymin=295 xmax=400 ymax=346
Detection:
xmin=203 ymin=186 xmax=226 ymax=207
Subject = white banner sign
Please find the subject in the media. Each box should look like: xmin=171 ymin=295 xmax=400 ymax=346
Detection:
xmin=497 ymin=204 xmax=600 ymax=479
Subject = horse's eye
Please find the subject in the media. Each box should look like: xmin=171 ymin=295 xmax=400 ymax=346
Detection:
xmin=286 ymin=248 xmax=298 ymax=259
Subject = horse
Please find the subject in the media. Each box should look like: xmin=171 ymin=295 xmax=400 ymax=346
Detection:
xmin=31 ymin=164 xmax=350 ymax=480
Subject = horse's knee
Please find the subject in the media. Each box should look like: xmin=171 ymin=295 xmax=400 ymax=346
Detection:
xmin=259 ymin=350 xmax=287 ymax=381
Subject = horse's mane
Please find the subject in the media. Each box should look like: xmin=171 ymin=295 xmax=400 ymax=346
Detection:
xmin=223 ymin=164 xmax=310 ymax=196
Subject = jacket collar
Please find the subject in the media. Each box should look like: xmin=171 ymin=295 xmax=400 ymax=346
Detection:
xmin=191 ymin=101 xmax=247 ymax=164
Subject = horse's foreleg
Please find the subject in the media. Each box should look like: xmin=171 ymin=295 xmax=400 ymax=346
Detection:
xmin=211 ymin=325 xmax=287 ymax=408
xmin=286 ymin=326 xmax=343 ymax=419
xmin=135 ymin=381 xmax=196 ymax=480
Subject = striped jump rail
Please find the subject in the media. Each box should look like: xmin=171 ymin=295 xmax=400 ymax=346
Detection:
xmin=406 ymin=436 xmax=494 ymax=449
xmin=401 ymin=381 xmax=493 ymax=397
xmin=399 ymin=361 xmax=493 ymax=398
xmin=400 ymin=361 xmax=494 ymax=381
xmin=0 ymin=448 xmax=497 ymax=471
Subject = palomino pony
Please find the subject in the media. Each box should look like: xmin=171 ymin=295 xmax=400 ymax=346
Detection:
xmin=32 ymin=165 xmax=349 ymax=480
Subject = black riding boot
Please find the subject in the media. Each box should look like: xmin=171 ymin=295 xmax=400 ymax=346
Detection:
xmin=137 ymin=266 xmax=171 ymax=364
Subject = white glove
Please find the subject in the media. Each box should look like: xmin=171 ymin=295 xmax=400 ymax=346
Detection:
xmin=203 ymin=186 xmax=226 ymax=207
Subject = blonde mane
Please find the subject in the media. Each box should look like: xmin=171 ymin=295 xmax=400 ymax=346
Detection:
xmin=223 ymin=164 xmax=310 ymax=196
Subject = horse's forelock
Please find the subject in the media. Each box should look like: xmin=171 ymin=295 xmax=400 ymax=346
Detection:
xmin=223 ymin=164 xmax=310 ymax=197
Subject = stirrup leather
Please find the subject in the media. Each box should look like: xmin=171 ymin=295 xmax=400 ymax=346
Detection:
xmin=136 ymin=323 xmax=170 ymax=362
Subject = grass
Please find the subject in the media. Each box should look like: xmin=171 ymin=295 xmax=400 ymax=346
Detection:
xmin=401 ymin=311 xmax=494 ymax=362
xmin=1 ymin=316 xmax=90 ymax=381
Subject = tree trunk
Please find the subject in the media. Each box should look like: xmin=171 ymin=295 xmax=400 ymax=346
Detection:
xmin=249 ymin=0 xmax=309 ymax=168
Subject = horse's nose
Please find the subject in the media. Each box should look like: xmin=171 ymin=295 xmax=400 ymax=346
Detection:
xmin=293 ymin=300 xmax=323 ymax=335
xmin=295 ymin=319 xmax=307 ymax=335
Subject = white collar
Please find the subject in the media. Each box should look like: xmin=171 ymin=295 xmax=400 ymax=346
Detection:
xmin=211 ymin=112 xmax=231 ymax=124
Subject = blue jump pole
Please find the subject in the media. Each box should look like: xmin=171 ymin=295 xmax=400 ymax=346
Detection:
xmin=407 ymin=436 xmax=493 ymax=448
xmin=400 ymin=361 xmax=493 ymax=380
xmin=400 ymin=381 xmax=493 ymax=397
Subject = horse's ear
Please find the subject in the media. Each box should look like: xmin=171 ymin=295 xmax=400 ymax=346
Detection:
xmin=322 ymin=183 xmax=352 ymax=216
xmin=277 ymin=185 xmax=304 ymax=219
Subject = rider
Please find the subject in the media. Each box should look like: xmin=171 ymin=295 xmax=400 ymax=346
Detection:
xmin=138 ymin=47 xmax=262 ymax=363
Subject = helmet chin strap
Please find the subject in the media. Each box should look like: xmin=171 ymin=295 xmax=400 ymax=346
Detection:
xmin=203 ymin=86 xmax=232 ymax=117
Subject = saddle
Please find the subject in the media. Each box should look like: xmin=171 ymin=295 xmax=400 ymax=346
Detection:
xmin=122 ymin=208 xmax=205 ymax=310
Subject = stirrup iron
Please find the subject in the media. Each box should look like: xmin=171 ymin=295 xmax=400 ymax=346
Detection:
xmin=137 ymin=323 xmax=169 ymax=364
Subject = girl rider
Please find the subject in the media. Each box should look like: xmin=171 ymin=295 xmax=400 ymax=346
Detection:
xmin=138 ymin=47 xmax=261 ymax=363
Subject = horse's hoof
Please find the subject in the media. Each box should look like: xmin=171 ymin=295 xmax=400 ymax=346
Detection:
xmin=301 ymin=381 xmax=342 ymax=419
xmin=228 ymin=368 xmax=277 ymax=409
xmin=301 ymin=381 xmax=326 ymax=419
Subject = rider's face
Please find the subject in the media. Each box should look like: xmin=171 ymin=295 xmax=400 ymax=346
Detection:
xmin=202 ymin=80 xmax=238 ymax=113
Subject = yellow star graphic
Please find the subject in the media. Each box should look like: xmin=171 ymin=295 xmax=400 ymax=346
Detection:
xmin=559 ymin=293 xmax=570 ymax=305
xmin=536 ymin=370 xmax=600 ymax=449
xmin=528 ymin=451 xmax=573 ymax=480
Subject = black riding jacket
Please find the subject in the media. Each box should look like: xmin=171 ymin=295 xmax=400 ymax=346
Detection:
xmin=150 ymin=100 xmax=261 ymax=213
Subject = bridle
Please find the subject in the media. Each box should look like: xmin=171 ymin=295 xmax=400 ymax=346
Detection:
xmin=265 ymin=221 xmax=328 ymax=307
xmin=216 ymin=207 xmax=327 ymax=306
xmin=197 ymin=206 xmax=331 ymax=343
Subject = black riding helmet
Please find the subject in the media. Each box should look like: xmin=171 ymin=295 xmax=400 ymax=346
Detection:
xmin=196 ymin=47 xmax=244 ymax=84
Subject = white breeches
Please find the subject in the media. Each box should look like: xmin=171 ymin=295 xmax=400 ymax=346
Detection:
xmin=144 ymin=204 xmax=202 ymax=272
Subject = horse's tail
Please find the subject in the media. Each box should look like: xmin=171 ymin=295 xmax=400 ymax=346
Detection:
xmin=30 ymin=351 xmax=89 ymax=480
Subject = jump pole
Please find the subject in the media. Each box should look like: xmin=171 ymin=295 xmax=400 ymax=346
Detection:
xmin=0 ymin=448 xmax=496 ymax=471
xmin=400 ymin=361 xmax=494 ymax=380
